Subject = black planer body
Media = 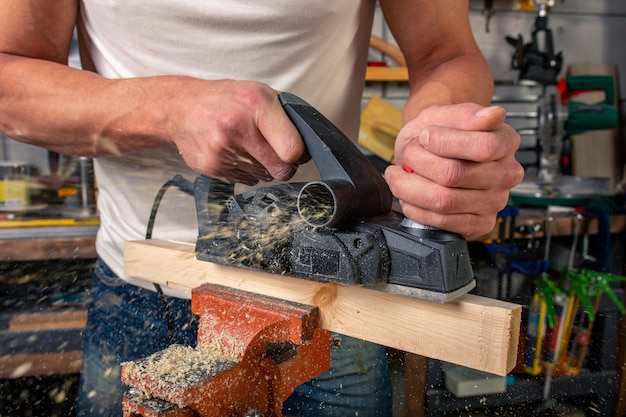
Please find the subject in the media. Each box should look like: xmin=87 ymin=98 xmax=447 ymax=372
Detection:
xmin=190 ymin=92 xmax=475 ymax=302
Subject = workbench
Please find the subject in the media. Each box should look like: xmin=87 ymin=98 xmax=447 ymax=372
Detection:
xmin=0 ymin=219 xmax=97 ymax=378
xmin=0 ymin=218 xmax=98 ymax=262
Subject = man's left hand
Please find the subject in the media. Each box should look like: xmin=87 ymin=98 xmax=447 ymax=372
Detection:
xmin=384 ymin=103 xmax=524 ymax=240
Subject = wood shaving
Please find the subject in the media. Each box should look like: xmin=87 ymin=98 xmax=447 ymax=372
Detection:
xmin=122 ymin=344 xmax=237 ymax=390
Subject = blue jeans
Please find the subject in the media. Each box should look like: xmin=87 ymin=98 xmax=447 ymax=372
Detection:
xmin=282 ymin=335 xmax=393 ymax=417
xmin=75 ymin=260 xmax=198 ymax=417
xmin=76 ymin=260 xmax=392 ymax=417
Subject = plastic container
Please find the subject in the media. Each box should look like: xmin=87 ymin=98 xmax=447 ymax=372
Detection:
xmin=0 ymin=161 xmax=31 ymax=208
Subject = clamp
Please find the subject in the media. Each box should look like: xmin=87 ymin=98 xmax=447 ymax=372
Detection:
xmin=121 ymin=284 xmax=331 ymax=417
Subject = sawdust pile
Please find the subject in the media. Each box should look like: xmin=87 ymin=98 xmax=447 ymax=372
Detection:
xmin=123 ymin=344 xmax=236 ymax=389
xmin=197 ymin=316 xmax=246 ymax=362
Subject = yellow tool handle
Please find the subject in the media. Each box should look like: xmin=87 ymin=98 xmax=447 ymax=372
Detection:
xmin=516 ymin=0 xmax=535 ymax=11
xmin=0 ymin=217 xmax=99 ymax=228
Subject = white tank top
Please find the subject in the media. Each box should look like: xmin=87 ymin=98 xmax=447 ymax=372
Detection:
xmin=76 ymin=0 xmax=376 ymax=295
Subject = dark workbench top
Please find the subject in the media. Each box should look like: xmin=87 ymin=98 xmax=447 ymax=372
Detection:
xmin=0 ymin=259 xmax=93 ymax=377
xmin=0 ymin=215 xmax=96 ymax=378
xmin=0 ymin=214 xmax=98 ymax=262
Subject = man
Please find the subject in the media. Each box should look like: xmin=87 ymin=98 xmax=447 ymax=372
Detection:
xmin=0 ymin=1 xmax=523 ymax=416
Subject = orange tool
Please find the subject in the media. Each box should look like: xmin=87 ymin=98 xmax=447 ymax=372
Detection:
xmin=121 ymin=284 xmax=331 ymax=417
xmin=516 ymin=0 xmax=535 ymax=11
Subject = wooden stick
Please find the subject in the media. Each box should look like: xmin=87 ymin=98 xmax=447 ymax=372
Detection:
xmin=0 ymin=237 xmax=96 ymax=261
xmin=124 ymin=239 xmax=521 ymax=376
xmin=0 ymin=352 xmax=83 ymax=378
xmin=370 ymin=35 xmax=406 ymax=66
xmin=365 ymin=66 xmax=408 ymax=82
xmin=9 ymin=311 xmax=87 ymax=331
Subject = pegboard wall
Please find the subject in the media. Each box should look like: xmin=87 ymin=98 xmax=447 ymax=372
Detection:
xmin=366 ymin=0 xmax=626 ymax=102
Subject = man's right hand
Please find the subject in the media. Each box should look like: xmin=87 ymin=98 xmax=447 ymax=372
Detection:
xmin=0 ymin=0 xmax=308 ymax=187
xmin=160 ymin=79 xmax=307 ymax=185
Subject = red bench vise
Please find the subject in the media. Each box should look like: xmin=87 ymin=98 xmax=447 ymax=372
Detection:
xmin=121 ymin=284 xmax=331 ymax=417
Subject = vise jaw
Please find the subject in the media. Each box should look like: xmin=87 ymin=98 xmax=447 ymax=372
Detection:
xmin=121 ymin=284 xmax=331 ymax=417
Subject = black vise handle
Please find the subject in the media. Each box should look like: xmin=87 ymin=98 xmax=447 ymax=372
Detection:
xmin=279 ymin=92 xmax=393 ymax=227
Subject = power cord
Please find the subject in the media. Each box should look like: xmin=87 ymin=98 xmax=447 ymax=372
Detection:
xmin=144 ymin=174 xmax=195 ymax=345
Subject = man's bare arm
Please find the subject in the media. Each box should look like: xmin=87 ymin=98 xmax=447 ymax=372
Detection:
xmin=380 ymin=0 xmax=524 ymax=238
xmin=380 ymin=0 xmax=494 ymax=119
xmin=0 ymin=0 xmax=304 ymax=184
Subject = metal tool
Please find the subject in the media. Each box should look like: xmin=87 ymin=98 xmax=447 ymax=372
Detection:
xmin=507 ymin=76 xmax=618 ymax=207
xmin=193 ymin=92 xmax=475 ymax=302
xmin=506 ymin=0 xmax=561 ymax=86
xmin=483 ymin=0 xmax=495 ymax=33
xmin=505 ymin=2 xmax=618 ymax=205
xmin=121 ymin=284 xmax=331 ymax=417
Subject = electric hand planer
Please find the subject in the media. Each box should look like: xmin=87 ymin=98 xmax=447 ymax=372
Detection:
xmin=190 ymin=92 xmax=475 ymax=302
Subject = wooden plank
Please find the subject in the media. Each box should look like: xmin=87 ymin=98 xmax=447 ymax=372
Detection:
xmin=0 ymin=351 xmax=83 ymax=378
xmin=9 ymin=310 xmax=87 ymax=331
xmin=124 ymin=239 xmax=521 ymax=376
xmin=0 ymin=237 xmax=97 ymax=261
xmin=365 ymin=66 xmax=408 ymax=82
xmin=403 ymin=353 xmax=427 ymax=417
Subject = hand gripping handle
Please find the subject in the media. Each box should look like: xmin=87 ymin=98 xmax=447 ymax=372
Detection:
xmin=279 ymin=92 xmax=393 ymax=227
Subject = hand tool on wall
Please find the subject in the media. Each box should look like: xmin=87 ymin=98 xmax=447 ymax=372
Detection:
xmin=483 ymin=0 xmax=495 ymax=33
xmin=193 ymin=92 xmax=475 ymax=303
xmin=524 ymin=267 xmax=626 ymax=381
xmin=531 ymin=213 xmax=580 ymax=414
xmin=506 ymin=0 xmax=561 ymax=86
xmin=369 ymin=35 xmax=406 ymax=68
xmin=523 ymin=215 xmax=553 ymax=376
xmin=518 ymin=211 xmax=625 ymax=417
xmin=549 ymin=267 xmax=626 ymax=378
xmin=365 ymin=35 xmax=408 ymax=82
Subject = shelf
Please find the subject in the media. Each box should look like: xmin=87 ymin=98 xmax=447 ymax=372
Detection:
xmin=425 ymin=370 xmax=618 ymax=415
xmin=0 ymin=236 xmax=96 ymax=261
xmin=0 ymin=258 xmax=92 ymax=378
xmin=365 ymin=66 xmax=408 ymax=82
xmin=0 ymin=328 xmax=84 ymax=378
xmin=479 ymin=209 xmax=626 ymax=242
xmin=0 ymin=219 xmax=98 ymax=261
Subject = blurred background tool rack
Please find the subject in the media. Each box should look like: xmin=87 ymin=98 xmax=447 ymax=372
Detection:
xmin=410 ymin=202 xmax=626 ymax=417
